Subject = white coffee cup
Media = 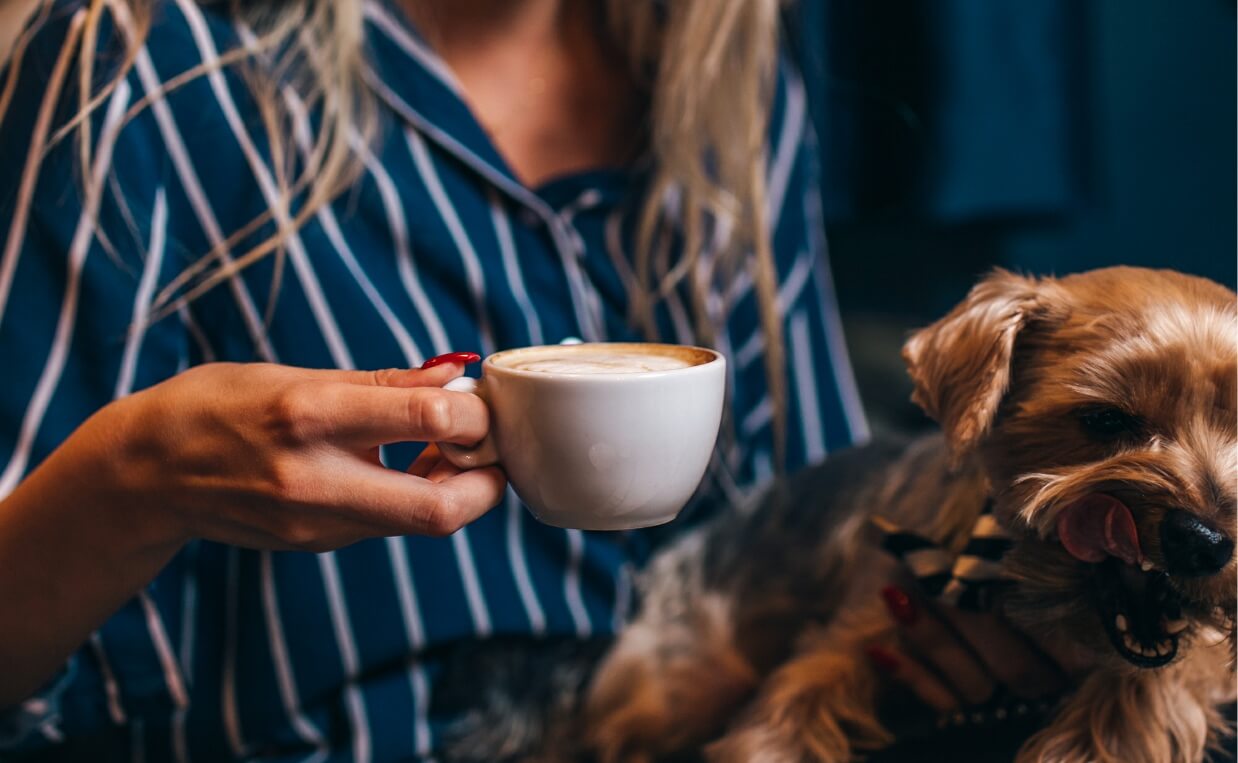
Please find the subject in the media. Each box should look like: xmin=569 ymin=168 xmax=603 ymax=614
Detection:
xmin=439 ymin=342 xmax=726 ymax=531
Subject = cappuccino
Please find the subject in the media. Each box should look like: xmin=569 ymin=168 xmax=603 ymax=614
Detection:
xmin=493 ymin=343 xmax=707 ymax=376
xmin=441 ymin=341 xmax=726 ymax=530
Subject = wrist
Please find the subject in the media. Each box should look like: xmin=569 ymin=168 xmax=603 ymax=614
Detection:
xmin=63 ymin=395 xmax=192 ymax=554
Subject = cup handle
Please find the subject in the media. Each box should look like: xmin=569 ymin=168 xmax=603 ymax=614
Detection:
xmin=438 ymin=376 xmax=500 ymax=469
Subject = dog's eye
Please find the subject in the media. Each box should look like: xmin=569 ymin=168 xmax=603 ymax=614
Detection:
xmin=1078 ymin=406 xmax=1141 ymax=437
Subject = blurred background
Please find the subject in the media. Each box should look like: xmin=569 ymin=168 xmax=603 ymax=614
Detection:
xmin=789 ymin=0 xmax=1236 ymax=438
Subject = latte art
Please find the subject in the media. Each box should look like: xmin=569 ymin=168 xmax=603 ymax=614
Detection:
xmin=501 ymin=350 xmax=695 ymax=375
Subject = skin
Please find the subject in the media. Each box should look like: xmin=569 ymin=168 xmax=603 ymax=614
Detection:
xmin=0 ymin=0 xmax=1057 ymax=732
xmin=0 ymin=362 xmax=506 ymax=706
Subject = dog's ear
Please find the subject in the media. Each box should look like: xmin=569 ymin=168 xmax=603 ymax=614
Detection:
xmin=903 ymin=269 xmax=1046 ymax=462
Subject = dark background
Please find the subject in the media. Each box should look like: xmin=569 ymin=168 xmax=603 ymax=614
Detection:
xmin=791 ymin=0 xmax=1236 ymax=437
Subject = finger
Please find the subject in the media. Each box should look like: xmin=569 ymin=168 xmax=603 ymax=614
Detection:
xmin=317 ymin=383 xmax=490 ymax=447
xmin=305 ymin=357 xmax=476 ymax=389
xmin=864 ymin=644 xmax=959 ymax=714
xmin=935 ymin=607 xmax=1069 ymax=699
xmin=881 ymin=586 xmax=996 ymax=705
xmin=322 ymin=459 xmax=507 ymax=536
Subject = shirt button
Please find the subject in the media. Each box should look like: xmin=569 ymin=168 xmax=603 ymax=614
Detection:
xmin=519 ymin=208 xmax=540 ymax=227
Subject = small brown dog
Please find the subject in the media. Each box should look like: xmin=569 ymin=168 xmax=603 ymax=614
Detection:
xmin=584 ymin=267 xmax=1237 ymax=763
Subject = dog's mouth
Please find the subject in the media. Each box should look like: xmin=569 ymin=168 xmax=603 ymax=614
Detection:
xmin=1092 ymin=558 xmax=1183 ymax=668
xmin=1056 ymin=494 xmax=1185 ymax=668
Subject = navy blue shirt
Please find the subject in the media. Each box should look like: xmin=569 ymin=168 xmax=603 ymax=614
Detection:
xmin=0 ymin=1 xmax=867 ymax=759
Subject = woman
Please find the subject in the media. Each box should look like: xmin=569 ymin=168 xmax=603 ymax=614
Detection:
xmin=0 ymin=0 xmax=1058 ymax=760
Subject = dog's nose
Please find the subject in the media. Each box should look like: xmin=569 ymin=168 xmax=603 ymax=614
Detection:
xmin=1160 ymin=510 xmax=1234 ymax=577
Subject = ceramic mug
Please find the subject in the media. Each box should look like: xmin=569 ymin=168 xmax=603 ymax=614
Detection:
xmin=439 ymin=342 xmax=726 ymax=531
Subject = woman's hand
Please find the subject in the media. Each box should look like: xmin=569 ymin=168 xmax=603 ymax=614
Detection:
xmin=0 ymin=357 xmax=505 ymax=706
xmin=102 ymin=359 xmax=507 ymax=552
xmin=867 ymin=586 xmax=1071 ymax=723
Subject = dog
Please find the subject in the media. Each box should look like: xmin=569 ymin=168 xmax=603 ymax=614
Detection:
xmin=439 ymin=267 xmax=1237 ymax=763
xmin=582 ymin=267 xmax=1237 ymax=763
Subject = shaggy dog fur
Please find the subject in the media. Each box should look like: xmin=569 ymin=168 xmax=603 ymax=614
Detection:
xmin=441 ymin=267 xmax=1237 ymax=763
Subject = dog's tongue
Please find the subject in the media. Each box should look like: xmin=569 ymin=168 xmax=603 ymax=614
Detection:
xmin=1056 ymin=495 xmax=1142 ymax=564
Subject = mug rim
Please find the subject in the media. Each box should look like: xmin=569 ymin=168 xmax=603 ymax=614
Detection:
xmin=483 ymin=341 xmax=724 ymax=382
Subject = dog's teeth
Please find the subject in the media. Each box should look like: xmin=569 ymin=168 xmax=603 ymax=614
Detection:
xmin=1156 ymin=641 xmax=1171 ymax=656
xmin=1140 ymin=559 xmax=1154 ymax=572
xmin=1115 ymin=614 xmax=1128 ymax=632
xmin=1123 ymin=633 xmax=1139 ymax=652
xmin=1164 ymin=618 xmax=1189 ymax=634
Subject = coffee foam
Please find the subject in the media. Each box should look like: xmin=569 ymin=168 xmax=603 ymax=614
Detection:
xmin=494 ymin=344 xmax=705 ymax=375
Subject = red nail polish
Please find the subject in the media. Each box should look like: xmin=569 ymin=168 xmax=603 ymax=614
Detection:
xmin=420 ymin=352 xmax=481 ymax=370
xmin=881 ymin=585 xmax=918 ymax=626
xmin=864 ymin=644 xmax=901 ymax=674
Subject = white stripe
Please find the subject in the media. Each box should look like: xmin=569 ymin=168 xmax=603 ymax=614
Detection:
xmin=178 ymin=0 xmax=353 ymax=370
xmin=356 ymin=144 xmax=452 ymax=355
xmin=489 ymin=192 xmax=544 ymax=345
xmin=177 ymin=16 xmax=376 ymax=755
xmin=384 ymin=539 xmax=426 ymax=647
xmin=505 ymin=493 xmax=546 ymax=633
xmin=707 ymin=450 xmax=748 ymax=509
xmin=112 ymin=186 xmax=191 ymax=727
xmin=408 ymin=662 xmax=433 ymax=756
xmin=0 ymin=10 xmax=86 ymax=330
xmin=766 ymin=69 xmax=807 ymax=228
xmin=124 ymin=35 xmax=274 ymax=361
xmin=316 ymin=555 xmax=372 ymax=763
xmin=177 ymin=305 xmax=216 ymax=363
xmin=362 ymin=0 xmax=465 ymax=96
xmin=114 ymin=187 xmax=167 ymax=398
xmin=137 ymin=593 xmax=189 ymax=708
xmin=804 ymin=187 xmax=869 ymax=443
xmin=741 ymin=397 xmax=774 ymax=437
xmin=365 ymin=66 xmax=604 ymax=341
xmin=563 ymin=530 xmax=591 ymax=637
xmin=733 ymin=251 xmax=814 ymax=370
xmin=221 ymin=547 xmax=247 ymax=758
xmin=171 ymin=541 xmax=199 ymax=763
xmin=405 ymin=128 xmax=496 ymax=356
xmin=405 ymin=128 xmax=501 ymax=638
xmin=260 ymin=552 xmax=328 ymax=753
xmin=383 ymin=536 xmax=437 ymax=758
xmin=789 ymin=309 xmax=826 ymax=462
xmin=0 ymin=80 xmax=131 ymax=498
xmin=603 ymin=209 xmax=638 ymax=296
xmin=269 ymin=79 xmax=423 ymax=365
xmin=556 ymin=197 xmax=605 ymax=336
xmin=451 ymin=532 xmax=493 ymax=636
xmin=549 ymin=222 xmax=606 ymax=341
xmin=752 ymin=449 xmax=774 ymax=486
xmin=90 ymin=634 xmax=127 ymax=725
xmin=177 ymin=542 xmax=201 ymax=674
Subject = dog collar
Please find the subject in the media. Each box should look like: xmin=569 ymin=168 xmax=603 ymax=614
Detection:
xmin=873 ymin=500 xmax=1016 ymax=612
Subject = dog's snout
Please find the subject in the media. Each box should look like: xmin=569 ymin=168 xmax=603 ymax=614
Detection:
xmin=1160 ymin=509 xmax=1234 ymax=577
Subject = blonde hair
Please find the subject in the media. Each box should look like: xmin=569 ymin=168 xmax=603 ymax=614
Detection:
xmin=2 ymin=0 xmax=788 ymax=464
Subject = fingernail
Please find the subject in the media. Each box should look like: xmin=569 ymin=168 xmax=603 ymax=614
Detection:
xmin=881 ymin=585 xmax=918 ymax=626
xmin=421 ymin=352 xmax=482 ymax=370
xmin=864 ymin=644 xmax=900 ymax=673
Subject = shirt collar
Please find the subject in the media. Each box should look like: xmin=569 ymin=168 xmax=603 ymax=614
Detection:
xmin=361 ymin=0 xmax=559 ymax=214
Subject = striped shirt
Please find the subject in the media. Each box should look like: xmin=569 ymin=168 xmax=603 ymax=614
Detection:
xmin=0 ymin=1 xmax=867 ymax=760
